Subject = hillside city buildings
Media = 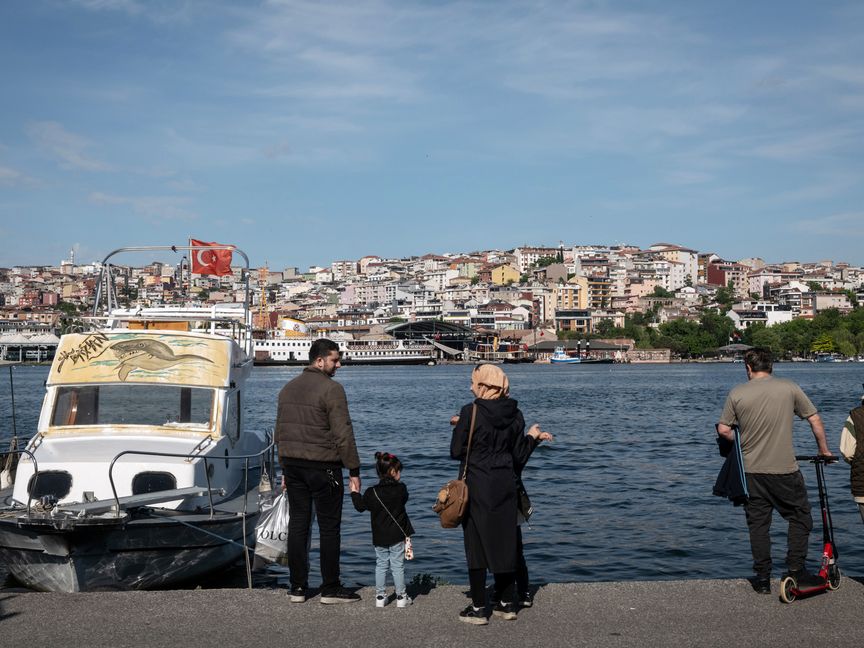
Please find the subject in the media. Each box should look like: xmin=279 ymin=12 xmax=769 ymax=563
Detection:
xmin=1 ymin=242 xmax=863 ymax=360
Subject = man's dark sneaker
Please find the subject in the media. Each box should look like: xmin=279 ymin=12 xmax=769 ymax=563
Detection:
xmin=751 ymin=577 xmax=771 ymax=594
xmin=492 ymin=601 xmax=518 ymax=620
xmin=288 ymin=586 xmax=307 ymax=603
xmin=786 ymin=569 xmax=825 ymax=589
xmin=458 ymin=604 xmax=488 ymax=625
xmin=320 ymin=586 xmax=361 ymax=604
xmin=518 ymin=591 xmax=533 ymax=608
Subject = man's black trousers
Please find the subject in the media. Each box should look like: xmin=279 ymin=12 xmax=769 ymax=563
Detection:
xmin=743 ymin=471 xmax=813 ymax=577
xmin=281 ymin=462 xmax=344 ymax=594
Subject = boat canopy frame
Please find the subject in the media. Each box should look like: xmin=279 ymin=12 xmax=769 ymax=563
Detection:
xmin=90 ymin=244 xmax=253 ymax=355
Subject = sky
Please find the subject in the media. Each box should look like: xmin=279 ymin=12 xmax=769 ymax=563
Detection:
xmin=1 ymin=0 xmax=863 ymax=271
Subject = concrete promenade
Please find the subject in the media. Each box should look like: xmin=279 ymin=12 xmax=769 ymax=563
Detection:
xmin=0 ymin=578 xmax=861 ymax=647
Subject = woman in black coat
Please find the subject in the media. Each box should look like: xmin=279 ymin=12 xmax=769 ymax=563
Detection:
xmin=450 ymin=364 xmax=552 ymax=624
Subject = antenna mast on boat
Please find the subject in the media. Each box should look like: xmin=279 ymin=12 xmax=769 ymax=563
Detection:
xmin=257 ymin=263 xmax=269 ymax=334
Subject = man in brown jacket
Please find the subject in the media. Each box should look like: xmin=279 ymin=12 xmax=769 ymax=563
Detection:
xmin=276 ymin=338 xmax=361 ymax=604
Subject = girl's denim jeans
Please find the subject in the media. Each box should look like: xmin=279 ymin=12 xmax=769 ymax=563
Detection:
xmin=375 ymin=541 xmax=406 ymax=596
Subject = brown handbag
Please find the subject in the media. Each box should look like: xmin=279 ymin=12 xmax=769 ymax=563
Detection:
xmin=433 ymin=404 xmax=476 ymax=528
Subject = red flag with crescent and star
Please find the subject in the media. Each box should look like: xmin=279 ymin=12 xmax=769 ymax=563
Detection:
xmin=190 ymin=239 xmax=234 ymax=276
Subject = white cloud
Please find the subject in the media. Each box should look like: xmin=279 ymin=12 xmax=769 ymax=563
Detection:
xmin=793 ymin=212 xmax=864 ymax=236
xmin=746 ymin=129 xmax=858 ymax=160
xmin=26 ymin=121 xmax=111 ymax=172
xmin=665 ymin=171 xmax=714 ymax=186
xmin=70 ymin=0 xmax=143 ymax=14
xmin=88 ymin=191 xmax=197 ymax=221
xmin=0 ymin=165 xmax=36 ymax=187
xmin=166 ymin=178 xmax=204 ymax=192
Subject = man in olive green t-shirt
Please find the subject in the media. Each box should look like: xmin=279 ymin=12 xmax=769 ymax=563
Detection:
xmin=717 ymin=348 xmax=832 ymax=595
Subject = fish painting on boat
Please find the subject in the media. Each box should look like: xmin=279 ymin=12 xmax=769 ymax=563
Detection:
xmin=54 ymin=332 xmax=227 ymax=386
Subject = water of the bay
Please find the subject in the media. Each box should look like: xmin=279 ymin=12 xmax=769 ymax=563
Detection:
xmin=2 ymin=362 xmax=863 ymax=588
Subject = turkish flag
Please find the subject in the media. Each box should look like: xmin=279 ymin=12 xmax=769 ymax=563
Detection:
xmin=190 ymin=239 xmax=234 ymax=276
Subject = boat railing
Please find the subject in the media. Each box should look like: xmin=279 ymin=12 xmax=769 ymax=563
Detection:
xmin=106 ymin=435 xmax=275 ymax=520
xmin=0 ymin=446 xmax=40 ymax=515
xmin=91 ymin=244 xmax=254 ymax=355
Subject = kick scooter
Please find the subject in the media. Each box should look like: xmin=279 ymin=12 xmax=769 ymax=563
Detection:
xmin=779 ymin=455 xmax=841 ymax=603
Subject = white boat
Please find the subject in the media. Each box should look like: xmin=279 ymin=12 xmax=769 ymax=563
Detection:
xmin=550 ymin=346 xmax=581 ymax=364
xmin=0 ymin=244 xmax=272 ymax=592
xmin=254 ymin=334 xmax=436 ymax=365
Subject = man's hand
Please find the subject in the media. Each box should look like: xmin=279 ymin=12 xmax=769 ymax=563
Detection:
xmin=716 ymin=423 xmax=734 ymax=441
xmin=349 ymin=475 xmax=361 ymax=494
xmin=450 ymin=415 xmax=460 ymax=426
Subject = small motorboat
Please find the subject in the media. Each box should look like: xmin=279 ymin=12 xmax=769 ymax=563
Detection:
xmin=550 ymin=346 xmax=581 ymax=364
xmin=0 ymin=244 xmax=273 ymax=592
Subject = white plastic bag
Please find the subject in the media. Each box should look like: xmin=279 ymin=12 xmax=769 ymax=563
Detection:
xmin=254 ymin=492 xmax=290 ymax=564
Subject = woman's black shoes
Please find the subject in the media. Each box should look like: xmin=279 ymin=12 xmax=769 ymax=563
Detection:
xmin=492 ymin=601 xmax=518 ymax=620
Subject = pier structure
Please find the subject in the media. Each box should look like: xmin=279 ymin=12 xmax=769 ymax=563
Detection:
xmin=0 ymin=579 xmax=861 ymax=646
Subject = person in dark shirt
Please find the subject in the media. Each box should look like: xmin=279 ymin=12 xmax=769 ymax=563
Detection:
xmin=351 ymin=451 xmax=415 ymax=608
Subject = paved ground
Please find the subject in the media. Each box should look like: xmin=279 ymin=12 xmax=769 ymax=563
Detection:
xmin=0 ymin=578 xmax=861 ymax=648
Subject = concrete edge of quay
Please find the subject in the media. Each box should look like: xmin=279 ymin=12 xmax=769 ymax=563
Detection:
xmin=1 ymin=577 xmax=862 ymax=647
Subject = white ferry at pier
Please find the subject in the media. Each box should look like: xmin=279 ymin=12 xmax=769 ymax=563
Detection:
xmin=254 ymin=332 xmax=436 ymax=366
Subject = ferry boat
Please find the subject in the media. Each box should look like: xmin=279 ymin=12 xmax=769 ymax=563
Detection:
xmin=0 ymin=244 xmax=273 ymax=592
xmin=254 ymin=334 xmax=436 ymax=365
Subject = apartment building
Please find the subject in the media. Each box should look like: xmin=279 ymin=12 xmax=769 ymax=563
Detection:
xmin=707 ymin=260 xmax=750 ymax=297
xmin=513 ymin=246 xmax=561 ymax=273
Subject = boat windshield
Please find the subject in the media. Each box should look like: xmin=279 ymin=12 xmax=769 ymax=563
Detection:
xmin=51 ymin=384 xmax=214 ymax=430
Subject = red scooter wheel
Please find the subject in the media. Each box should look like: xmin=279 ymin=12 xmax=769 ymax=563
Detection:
xmin=779 ymin=576 xmax=797 ymax=603
xmin=827 ymin=565 xmax=841 ymax=591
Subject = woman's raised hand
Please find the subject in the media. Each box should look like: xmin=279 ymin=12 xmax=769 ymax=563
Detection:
xmin=528 ymin=424 xmax=554 ymax=443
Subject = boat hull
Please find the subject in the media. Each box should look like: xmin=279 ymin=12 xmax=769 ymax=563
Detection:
xmin=0 ymin=509 xmax=257 ymax=592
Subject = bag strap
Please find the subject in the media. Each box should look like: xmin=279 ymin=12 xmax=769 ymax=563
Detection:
xmin=460 ymin=404 xmax=478 ymax=481
xmin=372 ymin=487 xmax=409 ymax=538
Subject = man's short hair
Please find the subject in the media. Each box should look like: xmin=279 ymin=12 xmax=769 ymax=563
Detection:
xmin=309 ymin=338 xmax=340 ymax=364
xmin=744 ymin=347 xmax=773 ymax=374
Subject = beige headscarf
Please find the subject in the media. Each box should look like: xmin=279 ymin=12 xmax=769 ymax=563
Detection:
xmin=471 ymin=364 xmax=510 ymax=400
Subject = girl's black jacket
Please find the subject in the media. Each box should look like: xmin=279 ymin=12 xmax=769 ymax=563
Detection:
xmin=351 ymin=477 xmax=415 ymax=547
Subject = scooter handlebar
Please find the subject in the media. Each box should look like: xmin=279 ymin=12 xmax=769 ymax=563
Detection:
xmin=795 ymin=455 xmax=839 ymax=464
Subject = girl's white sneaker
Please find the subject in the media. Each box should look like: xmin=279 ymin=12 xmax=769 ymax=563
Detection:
xmin=376 ymin=595 xmax=387 ymax=608
xmin=396 ymin=594 xmax=412 ymax=608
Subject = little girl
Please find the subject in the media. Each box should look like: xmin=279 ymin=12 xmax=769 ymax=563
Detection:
xmin=351 ymin=451 xmax=415 ymax=608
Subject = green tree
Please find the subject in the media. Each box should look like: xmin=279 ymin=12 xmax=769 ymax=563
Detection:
xmin=810 ymin=333 xmax=835 ymax=354
xmin=807 ymin=281 xmax=823 ymax=292
xmin=536 ymin=256 xmax=557 ymax=268
xmin=837 ymin=340 xmax=856 ymax=358
xmin=812 ymin=308 xmax=841 ymax=334
xmin=699 ymin=312 xmax=735 ymax=348
xmin=714 ymin=285 xmax=735 ymax=310
xmin=652 ymin=286 xmax=673 ymax=298
xmin=750 ymin=325 xmax=782 ymax=356
xmin=595 ymin=319 xmax=615 ymax=336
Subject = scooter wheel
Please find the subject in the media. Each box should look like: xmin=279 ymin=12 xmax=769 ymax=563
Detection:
xmin=827 ymin=564 xmax=841 ymax=591
xmin=779 ymin=576 xmax=797 ymax=604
